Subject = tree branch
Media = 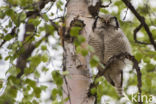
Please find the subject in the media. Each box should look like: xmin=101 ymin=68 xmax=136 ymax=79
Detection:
xmin=88 ymin=52 xmax=142 ymax=104
xmin=123 ymin=8 xmax=128 ymax=20
xmin=134 ymin=24 xmax=150 ymax=45
xmin=88 ymin=0 xmax=112 ymax=17
xmin=26 ymin=0 xmax=56 ymax=17
xmin=122 ymin=0 xmax=156 ymax=50
xmin=16 ymin=0 xmax=55 ymax=78
xmin=0 ymin=27 xmax=16 ymax=48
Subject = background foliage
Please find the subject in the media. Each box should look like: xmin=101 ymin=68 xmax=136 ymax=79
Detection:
xmin=0 ymin=0 xmax=156 ymax=104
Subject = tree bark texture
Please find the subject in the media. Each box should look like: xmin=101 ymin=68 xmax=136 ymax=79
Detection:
xmin=63 ymin=0 xmax=96 ymax=104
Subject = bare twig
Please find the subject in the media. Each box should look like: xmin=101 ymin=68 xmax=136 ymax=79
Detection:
xmin=123 ymin=8 xmax=128 ymax=20
xmin=134 ymin=24 xmax=150 ymax=45
xmin=122 ymin=0 xmax=156 ymax=50
xmin=49 ymin=20 xmax=59 ymax=31
xmin=0 ymin=27 xmax=16 ymax=48
xmin=26 ymin=0 xmax=55 ymax=17
xmin=0 ymin=40 xmax=6 ymax=48
xmin=87 ymin=0 xmax=112 ymax=17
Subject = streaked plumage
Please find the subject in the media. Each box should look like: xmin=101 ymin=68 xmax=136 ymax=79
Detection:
xmin=89 ymin=14 xmax=131 ymax=96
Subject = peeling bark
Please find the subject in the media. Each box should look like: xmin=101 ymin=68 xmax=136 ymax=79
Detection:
xmin=63 ymin=0 xmax=96 ymax=104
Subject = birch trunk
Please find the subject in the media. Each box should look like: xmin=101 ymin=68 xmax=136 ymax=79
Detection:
xmin=63 ymin=0 xmax=96 ymax=104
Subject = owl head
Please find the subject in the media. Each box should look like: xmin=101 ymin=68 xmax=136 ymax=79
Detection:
xmin=93 ymin=14 xmax=120 ymax=31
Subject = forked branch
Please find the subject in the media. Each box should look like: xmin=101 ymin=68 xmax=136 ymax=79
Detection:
xmin=122 ymin=0 xmax=156 ymax=50
xmin=134 ymin=24 xmax=150 ymax=45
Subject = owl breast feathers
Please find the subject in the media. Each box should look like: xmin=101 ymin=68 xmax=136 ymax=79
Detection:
xmin=103 ymin=28 xmax=131 ymax=63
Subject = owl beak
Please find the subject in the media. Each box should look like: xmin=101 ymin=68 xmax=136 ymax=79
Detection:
xmin=105 ymin=21 xmax=108 ymax=24
xmin=105 ymin=20 xmax=109 ymax=25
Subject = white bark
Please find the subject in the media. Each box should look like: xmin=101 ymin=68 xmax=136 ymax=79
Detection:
xmin=63 ymin=0 xmax=95 ymax=104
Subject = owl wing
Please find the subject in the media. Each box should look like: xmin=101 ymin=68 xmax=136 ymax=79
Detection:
xmin=89 ymin=33 xmax=104 ymax=71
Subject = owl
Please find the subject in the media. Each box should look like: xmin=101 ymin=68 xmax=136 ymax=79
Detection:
xmin=89 ymin=14 xmax=131 ymax=96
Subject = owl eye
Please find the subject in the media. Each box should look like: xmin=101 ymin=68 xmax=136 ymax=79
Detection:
xmin=110 ymin=16 xmax=120 ymax=28
xmin=99 ymin=17 xmax=105 ymax=22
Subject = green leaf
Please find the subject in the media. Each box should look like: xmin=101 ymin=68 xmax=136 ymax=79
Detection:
xmin=51 ymin=87 xmax=62 ymax=101
xmin=42 ymin=14 xmax=49 ymax=22
xmin=0 ymin=54 xmax=2 ymax=60
xmin=8 ymin=20 xmax=13 ymax=27
xmin=20 ymin=12 xmax=26 ymax=22
xmin=45 ymin=24 xmax=54 ymax=35
xmin=145 ymin=64 xmax=155 ymax=72
xmin=0 ymin=79 xmax=3 ymax=89
xmin=76 ymin=46 xmax=88 ymax=56
xmin=51 ymin=88 xmax=58 ymax=100
xmin=24 ymin=67 xmax=34 ymax=75
xmin=52 ymin=71 xmax=63 ymax=87
xmin=70 ymin=27 xmax=81 ymax=37
xmin=32 ymin=100 xmax=39 ymax=104
xmin=62 ymin=71 xmax=69 ymax=76
xmin=88 ymin=45 xmax=95 ymax=53
xmin=35 ymin=34 xmax=40 ymax=37
xmin=95 ymin=76 xmax=103 ymax=84
xmin=34 ymin=71 xmax=40 ymax=78
xmin=0 ymin=11 xmax=5 ymax=19
xmin=5 ymin=8 xmax=20 ymax=26
xmin=42 ymin=66 xmax=49 ymax=72
xmin=56 ymin=0 xmax=63 ymax=11
xmin=100 ymin=8 xmax=109 ymax=14
xmin=76 ymin=46 xmax=81 ymax=53
xmin=4 ymin=34 xmax=13 ymax=41
xmin=7 ymin=66 xmax=19 ymax=77
xmin=90 ymin=87 xmax=97 ymax=95
xmin=19 ymin=0 xmax=33 ymax=7
xmin=25 ymin=78 xmax=36 ymax=88
xmin=28 ymin=17 xmax=41 ymax=26
xmin=0 ymin=95 xmax=15 ymax=104
xmin=41 ymin=45 xmax=47 ymax=51
xmin=7 ymin=0 xmax=20 ymax=6
xmin=5 ymin=56 xmax=10 ymax=61
xmin=74 ymin=35 xmax=86 ymax=46
xmin=90 ymin=55 xmax=100 ymax=67
xmin=135 ymin=52 xmax=143 ymax=61
xmin=29 ymin=55 xmax=42 ymax=67
xmin=8 ymin=86 xmax=18 ymax=98
xmin=39 ymin=26 xmax=45 ymax=32
xmin=81 ymin=49 xmax=88 ymax=56
xmin=143 ymin=57 xmax=150 ymax=63
xmin=77 ymin=35 xmax=85 ymax=43
xmin=42 ymin=54 xmax=49 ymax=62
xmin=40 ymin=85 xmax=47 ymax=91
xmin=34 ymin=87 xmax=41 ymax=98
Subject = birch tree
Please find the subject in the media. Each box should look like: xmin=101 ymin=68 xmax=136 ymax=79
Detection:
xmin=63 ymin=0 xmax=95 ymax=103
